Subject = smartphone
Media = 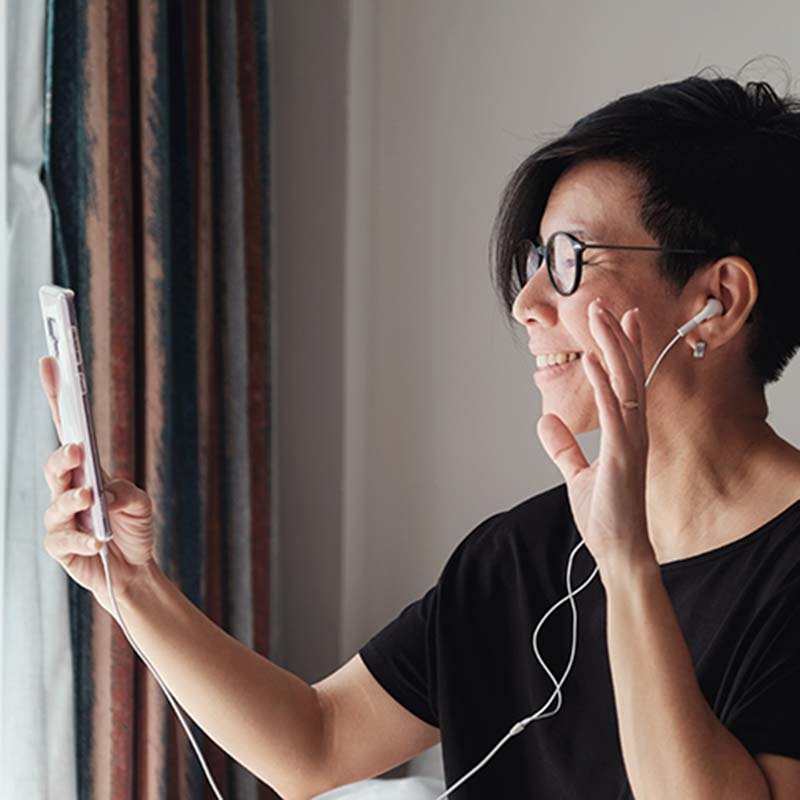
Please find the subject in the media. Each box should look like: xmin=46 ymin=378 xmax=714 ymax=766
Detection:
xmin=39 ymin=285 xmax=113 ymax=542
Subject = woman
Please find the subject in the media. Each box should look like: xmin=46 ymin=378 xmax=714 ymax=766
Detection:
xmin=41 ymin=72 xmax=800 ymax=798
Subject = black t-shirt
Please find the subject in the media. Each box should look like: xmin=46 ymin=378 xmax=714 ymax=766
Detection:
xmin=359 ymin=482 xmax=800 ymax=798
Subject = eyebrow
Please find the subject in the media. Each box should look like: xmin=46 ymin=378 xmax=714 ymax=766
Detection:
xmin=566 ymin=227 xmax=592 ymax=239
xmin=538 ymin=226 xmax=595 ymax=243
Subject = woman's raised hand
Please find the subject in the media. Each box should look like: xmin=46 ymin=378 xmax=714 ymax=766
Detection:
xmin=536 ymin=299 xmax=654 ymax=573
xmin=39 ymin=355 xmax=156 ymax=615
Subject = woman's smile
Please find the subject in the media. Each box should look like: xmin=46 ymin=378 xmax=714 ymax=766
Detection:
xmin=533 ymin=352 xmax=584 ymax=384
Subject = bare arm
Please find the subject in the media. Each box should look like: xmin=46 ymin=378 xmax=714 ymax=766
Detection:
xmin=119 ymin=560 xmax=324 ymax=798
xmin=119 ymin=563 xmax=440 ymax=799
xmin=601 ymin=554 xmax=771 ymax=799
xmin=39 ymin=356 xmax=440 ymax=798
xmin=312 ymin=654 xmax=441 ymax=795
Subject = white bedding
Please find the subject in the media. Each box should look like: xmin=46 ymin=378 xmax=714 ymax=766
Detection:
xmin=314 ymin=776 xmax=445 ymax=799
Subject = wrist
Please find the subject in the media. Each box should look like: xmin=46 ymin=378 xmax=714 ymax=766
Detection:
xmin=117 ymin=558 xmax=164 ymax=613
xmin=597 ymin=545 xmax=660 ymax=591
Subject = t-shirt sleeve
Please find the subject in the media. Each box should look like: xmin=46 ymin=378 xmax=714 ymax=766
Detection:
xmin=724 ymin=585 xmax=800 ymax=759
xmin=359 ymin=583 xmax=441 ymax=728
xmin=357 ymin=510 xmax=508 ymax=730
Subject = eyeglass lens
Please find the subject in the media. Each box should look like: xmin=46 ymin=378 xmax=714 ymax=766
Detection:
xmin=515 ymin=233 xmax=578 ymax=294
xmin=549 ymin=232 xmax=578 ymax=293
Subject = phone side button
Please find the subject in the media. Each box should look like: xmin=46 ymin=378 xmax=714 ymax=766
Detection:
xmin=79 ymin=373 xmax=88 ymax=395
xmin=71 ymin=326 xmax=82 ymax=364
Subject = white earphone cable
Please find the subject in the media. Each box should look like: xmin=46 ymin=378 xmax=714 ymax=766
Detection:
xmin=98 ymin=544 xmax=225 ymax=800
xmin=90 ymin=303 xmax=716 ymax=800
xmin=433 ymin=543 xmax=597 ymax=800
xmin=434 ymin=307 xmax=707 ymax=799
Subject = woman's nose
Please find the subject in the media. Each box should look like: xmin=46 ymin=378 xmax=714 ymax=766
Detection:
xmin=511 ymin=269 xmax=554 ymax=327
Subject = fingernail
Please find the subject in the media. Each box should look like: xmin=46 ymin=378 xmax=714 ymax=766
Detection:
xmin=73 ymin=488 xmax=84 ymax=500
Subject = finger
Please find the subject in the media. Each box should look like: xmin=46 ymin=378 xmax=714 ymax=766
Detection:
xmin=537 ymin=412 xmax=590 ymax=483
xmin=620 ymin=308 xmax=646 ymax=412
xmin=598 ymin=303 xmax=646 ymax=390
xmin=102 ymin=478 xmax=152 ymax=516
xmin=44 ymin=442 xmax=84 ymax=500
xmin=39 ymin=356 xmax=64 ymax=443
xmin=591 ymin=301 xmax=648 ymax=425
xmin=44 ymin=484 xmax=94 ymax=531
xmin=582 ymin=349 xmax=629 ymax=449
xmin=44 ymin=528 xmax=102 ymax=560
xmin=589 ymin=301 xmax=638 ymax=411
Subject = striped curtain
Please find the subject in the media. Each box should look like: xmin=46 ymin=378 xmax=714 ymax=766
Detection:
xmin=44 ymin=1 xmax=275 ymax=798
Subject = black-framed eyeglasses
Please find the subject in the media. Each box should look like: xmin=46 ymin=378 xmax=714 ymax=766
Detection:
xmin=513 ymin=231 xmax=714 ymax=297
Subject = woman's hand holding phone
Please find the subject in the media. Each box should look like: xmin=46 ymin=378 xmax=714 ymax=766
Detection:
xmin=39 ymin=355 xmax=156 ymax=616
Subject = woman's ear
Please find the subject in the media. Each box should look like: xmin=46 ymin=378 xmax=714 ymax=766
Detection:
xmin=703 ymin=255 xmax=758 ymax=344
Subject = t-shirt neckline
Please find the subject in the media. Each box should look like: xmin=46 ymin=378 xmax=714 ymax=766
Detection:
xmin=657 ymin=494 xmax=800 ymax=571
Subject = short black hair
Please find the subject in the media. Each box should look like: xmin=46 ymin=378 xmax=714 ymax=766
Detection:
xmin=490 ymin=63 xmax=800 ymax=389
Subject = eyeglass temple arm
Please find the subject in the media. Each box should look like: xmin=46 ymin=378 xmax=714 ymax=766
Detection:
xmin=582 ymin=244 xmax=710 ymax=254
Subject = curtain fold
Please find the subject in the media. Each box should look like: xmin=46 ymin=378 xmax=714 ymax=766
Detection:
xmin=45 ymin=1 xmax=274 ymax=797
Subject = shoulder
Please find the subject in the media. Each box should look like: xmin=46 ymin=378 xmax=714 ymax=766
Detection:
xmin=438 ymin=482 xmax=575 ymax=585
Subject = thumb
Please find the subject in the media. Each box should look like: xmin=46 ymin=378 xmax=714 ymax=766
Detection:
xmin=537 ymin=413 xmax=589 ymax=483
xmin=102 ymin=478 xmax=152 ymax=515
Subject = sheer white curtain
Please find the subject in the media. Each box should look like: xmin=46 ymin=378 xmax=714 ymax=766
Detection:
xmin=0 ymin=1 xmax=77 ymax=797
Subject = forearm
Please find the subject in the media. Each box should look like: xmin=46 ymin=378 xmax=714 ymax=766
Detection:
xmin=600 ymin=555 xmax=770 ymax=800
xmin=117 ymin=559 xmax=325 ymax=800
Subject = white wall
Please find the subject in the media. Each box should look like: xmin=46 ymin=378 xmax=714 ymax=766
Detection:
xmin=272 ymin=0 xmax=349 ymax=682
xmin=274 ymin=0 xmax=800 ymax=780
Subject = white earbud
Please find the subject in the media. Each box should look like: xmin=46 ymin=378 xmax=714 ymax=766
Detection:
xmin=677 ymin=297 xmax=724 ymax=337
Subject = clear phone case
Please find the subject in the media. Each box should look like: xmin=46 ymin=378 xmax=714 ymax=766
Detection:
xmin=39 ymin=285 xmax=113 ymax=542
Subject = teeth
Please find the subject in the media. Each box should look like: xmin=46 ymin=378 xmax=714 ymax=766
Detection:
xmin=536 ymin=352 xmax=581 ymax=368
